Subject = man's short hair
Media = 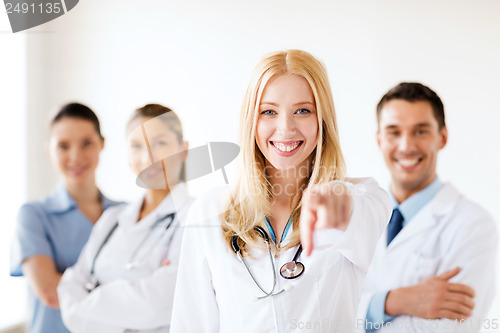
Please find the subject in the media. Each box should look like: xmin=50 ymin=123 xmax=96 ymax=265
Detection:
xmin=376 ymin=82 xmax=446 ymax=129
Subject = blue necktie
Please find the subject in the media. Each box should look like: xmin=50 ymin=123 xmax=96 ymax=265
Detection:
xmin=387 ymin=208 xmax=404 ymax=246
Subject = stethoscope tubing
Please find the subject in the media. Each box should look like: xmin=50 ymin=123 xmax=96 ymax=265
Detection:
xmin=232 ymin=226 xmax=304 ymax=299
xmin=236 ymin=237 xmax=279 ymax=299
xmin=126 ymin=213 xmax=176 ymax=268
xmin=86 ymin=212 xmax=176 ymax=292
xmin=89 ymin=222 xmax=119 ymax=277
xmin=291 ymin=244 xmax=303 ymax=263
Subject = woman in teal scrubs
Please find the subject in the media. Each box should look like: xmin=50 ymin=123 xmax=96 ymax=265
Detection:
xmin=10 ymin=103 xmax=120 ymax=333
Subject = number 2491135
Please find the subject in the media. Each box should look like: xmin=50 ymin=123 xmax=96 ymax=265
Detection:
xmin=5 ymin=2 xmax=62 ymax=14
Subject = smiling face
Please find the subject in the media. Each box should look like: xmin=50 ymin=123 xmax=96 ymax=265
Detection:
xmin=48 ymin=117 xmax=104 ymax=188
xmin=127 ymin=116 xmax=187 ymax=189
xmin=377 ymin=99 xmax=447 ymax=201
xmin=255 ymin=74 xmax=318 ymax=173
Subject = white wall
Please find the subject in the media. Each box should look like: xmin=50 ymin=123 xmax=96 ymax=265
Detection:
xmin=0 ymin=12 xmax=27 ymax=329
xmin=4 ymin=0 xmax=500 ymax=327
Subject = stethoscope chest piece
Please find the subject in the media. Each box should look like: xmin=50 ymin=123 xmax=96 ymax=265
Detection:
xmin=85 ymin=280 xmax=100 ymax=292
xmin=280 ymin=260 xmax=304 ymax=279
xmin=279 ymin=243 xmax=304 ymax=279
xmin=125 ymin=261 xmax=139 ymax=270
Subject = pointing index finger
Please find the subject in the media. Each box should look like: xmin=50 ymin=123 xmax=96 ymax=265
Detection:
xmin=300 ymin=188 xmax=317 ymax=256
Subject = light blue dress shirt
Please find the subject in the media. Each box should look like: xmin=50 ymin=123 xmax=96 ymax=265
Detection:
xmin=10 ymin=184 xmax=120 ymax=333
xmin=366 ymin=177 xmax=443 ymax=331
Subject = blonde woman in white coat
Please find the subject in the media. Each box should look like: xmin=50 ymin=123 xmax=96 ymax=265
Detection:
xmin=171 ymin=50 xmax=392 ymax=333
xmin=58 ymin=104 xmax=192 ymax=333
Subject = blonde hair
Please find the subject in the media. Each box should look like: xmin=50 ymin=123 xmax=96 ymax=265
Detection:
xmin=222 ymin=49 xmax=346 ymax=256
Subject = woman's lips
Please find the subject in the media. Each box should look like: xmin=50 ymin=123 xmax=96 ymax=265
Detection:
xmin=270 ymin=141 xmax=303 ymax=156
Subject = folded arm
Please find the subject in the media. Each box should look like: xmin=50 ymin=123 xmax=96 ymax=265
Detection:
xmin=22 ymin=255 xmax=62 ymax=309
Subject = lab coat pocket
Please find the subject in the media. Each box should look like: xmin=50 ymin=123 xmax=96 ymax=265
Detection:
xmin=300 ymin=247 xmax=342 ymax=277
xmin=411 ymin=253 xmax=440 ymax=284
xmin=282 ymin=273 xmax=323 ymax=332
xmin=223 ymin=247 xmax=274 ymax=303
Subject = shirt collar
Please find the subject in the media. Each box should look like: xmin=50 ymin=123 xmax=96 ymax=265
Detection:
xmin=158 ymin=182 xmax=191 ymax=215
xmin=119 ymin=182 xmax=191 ymax=229
xmin=44 ymin=183 xmax=78 ymax=213
xmin=264 ymin=216 xmax=293 ymax=244
xmin=390 ymin=177 xmax=443 ymax=226
xmin=44 ymin=183 xmax=117 ymax=213
xmin=100 ymin=193 xmax=118 ymax=210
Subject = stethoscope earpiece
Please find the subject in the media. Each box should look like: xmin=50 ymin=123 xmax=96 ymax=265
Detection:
xmin=231 ymin=235 xmax=240 ymax=254
xmin=232 ymin=226 xmax=268 ymax=255
xmin=254 ymin=226 xmax=269 ymax=242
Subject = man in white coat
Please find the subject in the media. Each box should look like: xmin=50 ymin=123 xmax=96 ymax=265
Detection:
xmin=357 ymin=82 xmax=497 ymax=332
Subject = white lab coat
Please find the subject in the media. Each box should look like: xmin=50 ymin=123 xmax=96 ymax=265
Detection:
xmin=58 ymin=183 xmax=193 ymax=333
xmin=170 ymin=178 xmax=392 ymax=333
xmin=357 ymin=183 xmax=498 ymax=333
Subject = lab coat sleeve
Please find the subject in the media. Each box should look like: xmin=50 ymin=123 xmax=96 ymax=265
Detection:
xmin=60 ymin=264 xmax=180 ymax=330
xmin=357 ymin=199 xmax=498 ymax=333
xmin=57 ymin=208 xmax=122 ymax=333
xmin=58 ymin=205 xmax=183 ymax=331
xmin=170 ymin=201 xmax=220 ymax=332
xmin=57 ymin=264 xmax=123 ymax=333
xmin=393 ymin=206 xmax=498 ymax=333
xmin=440 ymin=206 xmax=497 ymax=331
xmin=332 ymin=177 xmax=392 ymax=273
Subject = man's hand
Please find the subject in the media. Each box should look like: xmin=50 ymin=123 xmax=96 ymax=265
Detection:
xmin=300 ymin=181 xmax=353 ymax=256
xmin=385 ymin=267 xmax=475 ymax=320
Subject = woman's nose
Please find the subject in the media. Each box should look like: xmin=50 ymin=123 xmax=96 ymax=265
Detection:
xmin=276 ymin=114 xmax=297 ymax=137
xmin=141 ymin=148 xmax=153 ymax=164
xmin=68 ymin=146 xmax=82 ymax=162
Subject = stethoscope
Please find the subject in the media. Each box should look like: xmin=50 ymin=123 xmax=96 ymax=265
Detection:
xmin=231 ymin=226 xmax=305 ymax=300
xmin=85 ymin=212 xmax=176 ymax=292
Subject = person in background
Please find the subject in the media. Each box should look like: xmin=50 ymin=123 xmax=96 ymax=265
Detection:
xmin=357 ymin=82 xmax=497 ymax=332
xmin=10 ymin=103 xmax=120 ymax=333
xmin=58 ymin=104 xmax=193 ymax=333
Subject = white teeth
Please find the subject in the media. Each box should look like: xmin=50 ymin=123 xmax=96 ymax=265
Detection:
xmin=399 ymin=159 xmax=419 ymax=167
xmin=273 ymin=142 xmax=300 ymax=152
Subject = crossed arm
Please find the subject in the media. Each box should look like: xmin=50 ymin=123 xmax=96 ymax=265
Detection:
xmin=385 ymin=267 xmax=475 ymax=321
xmin=22 ymin=255 xmax=62 ymax=309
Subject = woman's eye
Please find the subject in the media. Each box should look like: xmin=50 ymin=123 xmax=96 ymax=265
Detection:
xmin=153 ymin=140 xmax=167 ymax=147
xmin=82 ymin=140 xmax=93 ymax=147
xmin=296 ymin=108 xmax=311 ymax=114
xmin=261 ymin=110 xmax=276 ymax=116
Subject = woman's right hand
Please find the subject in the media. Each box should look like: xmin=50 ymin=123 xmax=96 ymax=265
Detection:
xmin=299 ymin=181 xmax=353 ymax=256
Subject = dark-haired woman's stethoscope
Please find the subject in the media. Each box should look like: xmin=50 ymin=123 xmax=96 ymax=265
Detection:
xmin=231 ymin=226 xmax=304 ymax=300
xmin=85 ymin=212 xmax=176 ymax=292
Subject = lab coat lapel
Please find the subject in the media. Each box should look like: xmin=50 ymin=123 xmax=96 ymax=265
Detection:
xmin=385 ymin=183 xmax=460 ymax=251
xmin=117 ymin=183 xmax=190 ymax=230
xmin=116 ymin=199 xmax=143 ymax=230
